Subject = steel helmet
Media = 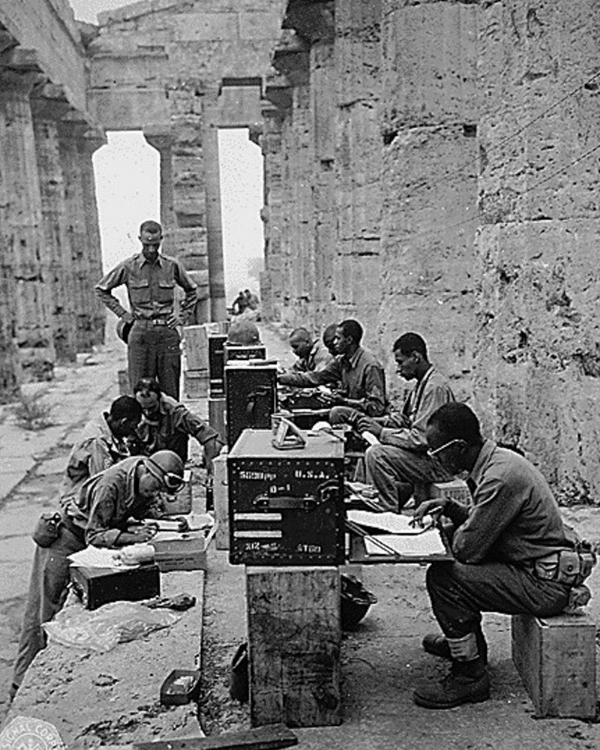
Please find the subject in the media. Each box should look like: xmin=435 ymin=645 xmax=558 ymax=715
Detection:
xmin=227 ymin=319 xmax=260 ymax=345
xmin=146 ymin=450 xmax=185 ymax=493
xmin=116 ymin=318 xmax=133 ymax=344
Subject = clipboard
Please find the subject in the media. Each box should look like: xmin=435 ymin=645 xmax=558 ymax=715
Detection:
xmin=271 ymin=418 xmax=306 ymax=450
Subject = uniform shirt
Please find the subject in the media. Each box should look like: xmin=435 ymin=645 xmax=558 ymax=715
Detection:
xmin=137 ymin=394 xmax=220 ymax=454
xmin=59 ymin=414 xmax=130 ymax=505
xmin=95 ymin=253 xmax=197 ymax=320
xmin=444 ymin=440 xmax=570 ymax=565
xmin=291 ymin=339 xmax=334 ymax=373
xmin=65 ymin=457 xmax=161 ymax=547
xmin=279 ymin=346 xmax=387 ymax=417
xmin=379 ymin=367 xmax=455 ymax=451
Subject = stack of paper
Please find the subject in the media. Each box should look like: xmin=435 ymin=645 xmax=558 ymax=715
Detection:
xmin=363 ymin=532 xmax=446 ymax=557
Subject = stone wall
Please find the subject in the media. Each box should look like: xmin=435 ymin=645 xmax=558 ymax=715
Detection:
xmin=260 ymin=0 xmax=600 ymax=501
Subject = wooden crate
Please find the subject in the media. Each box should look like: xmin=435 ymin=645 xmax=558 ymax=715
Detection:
xmin=246 ymin=566 xmax=341 ymax=728
xmin=184 ymin=369 xmax=209 ymax=399
xmin=184 ymin=325 xmax=209 ymax=370
xmin=208 ymin=396 xmax=226 ymax=441
xmin=213 ymin=452 xmax=229 ymax=550
xmin=511 ymin=611 xmax=597 ymax=719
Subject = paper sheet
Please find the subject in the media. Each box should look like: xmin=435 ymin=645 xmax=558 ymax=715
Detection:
xmin=364 ymin=531 xmax=447 ymax=557
xmin=68 ymin=546 xmax=132 ymax=570
xmin=347 ymin=510 xmax=434 ymax=535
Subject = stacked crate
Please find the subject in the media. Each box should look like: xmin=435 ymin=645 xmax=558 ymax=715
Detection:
xmin=183 ymin=325 xmax=209 ymax=399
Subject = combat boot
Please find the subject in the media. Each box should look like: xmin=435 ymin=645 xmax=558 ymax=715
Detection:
xmin=413 ymin=657 xmax=490 ymax=709
xmin=422 ymin=627 xmax=488 ymax=664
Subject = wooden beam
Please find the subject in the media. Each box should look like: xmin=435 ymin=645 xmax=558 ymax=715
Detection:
xmin=133 ymin=723 xmax=298 ymax=750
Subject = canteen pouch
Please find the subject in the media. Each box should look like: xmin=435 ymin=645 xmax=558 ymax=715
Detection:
xmin=32 ymin=511 xmax=63 ymax=548
xmin=556 ymin=524 xmax=597 ymax=587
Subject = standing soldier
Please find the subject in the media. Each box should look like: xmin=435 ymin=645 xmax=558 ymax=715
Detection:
xmin=95 ymin=220 xmax=197 ymax=399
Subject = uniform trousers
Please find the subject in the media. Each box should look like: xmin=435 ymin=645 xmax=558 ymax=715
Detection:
xmin=12 ymin=524 xmax=85 ymax=690
xmin=128 ymin=322 xmax=181 ymax=399
xmin=365 ymin=443 xmax=451 ymax=512
xmin=426 ymin=560 xmax=571 ymax=640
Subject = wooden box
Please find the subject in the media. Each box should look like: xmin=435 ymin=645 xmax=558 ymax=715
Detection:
xmin=149 ymin=524 xmax=217 ymax=572
xmin=183 ymin=325 xmax=209 ymax=370
xmin=213 ymin=452 xmax=229 ymax=550
xmin=70 ymin=564 xmax=160 ymax=610
xmin=208 ymin=396 xmax=226 ymax=443
xmin=184 ymin=369 xmax=209 ymax=399
xmin=246 ymin=566 xmax=341 ymax=728
xmin=511 ymin=611 xmax=597 ymax=719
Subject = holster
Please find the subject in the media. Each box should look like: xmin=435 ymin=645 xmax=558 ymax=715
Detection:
xmin=32 ymin=511 xmax=63 ymax=548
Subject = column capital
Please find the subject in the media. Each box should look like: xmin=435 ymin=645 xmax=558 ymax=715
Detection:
xmin=272 ymin=30 xmax=310 ymax=87
xmin=0 ymin=48 xmax=46 ymax=94
xmin=284 ymin=0 xmax=335 ymax=45
xmin=31 ymin=83 xmax=71 ymax=121
xmin=143 ymin=126 xmax=174 ymax=152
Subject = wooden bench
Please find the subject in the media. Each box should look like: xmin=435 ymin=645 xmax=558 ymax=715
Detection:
xmin=511 ymin=611 xmax=597 ymax=719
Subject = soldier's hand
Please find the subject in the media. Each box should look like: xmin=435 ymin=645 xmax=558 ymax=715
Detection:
xmin=167 ymin=313 xmax=183 ymax=329
xmin=204 ymin=437 xmax=224 ymax=470
xmin=412 ymin=498 xmax=447 ymax=527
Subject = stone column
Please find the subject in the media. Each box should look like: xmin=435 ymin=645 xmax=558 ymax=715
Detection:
xmin=202 ymin=91 xmax=227 ymax=322
xmin=0 ymin=53 xmax=56 ymax=380
xmin=168 ymin=83 xmax=210 ymax=323
xmin=379 ymin=0 xmax=479 ymax=385
xmin=259 ymin=97 xmax=287 ymax=322
xmin=474 ymin=0 xmax=600 ymax=500
xmin=58 ymin=116 xmax=98 ymax=352
xmin=31 ymin=84 xmax=77 ymax=362
xmin=143 ymin=127 xmax=175 ymax=229
xmin=333 ymin=0 xmax=383 ymax=346
xmin=0 ymin=65 xmax=21 ymax=395
xmin=285 ymin=1 xmax=336 ymax=327
xmin=272 ymin=30 xmax=313 ymax=330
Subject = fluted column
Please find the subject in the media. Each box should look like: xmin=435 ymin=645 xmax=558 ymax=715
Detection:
xmin=474 ymin=0 xmax=600 ymax=498
xmin=143 ymin=127 xmax=175 ymax=228
xmin=31 ymin=84 xmax=77 ymax=362
xmin=202 ymin=91 xmax=227 ymax=322
xmin=80 ymin=129 xmax=106 ymax=346
xmin=334 ymin=0 xmax=383 ymax=344
xmin=0 ymin=56 xmax=56 ymax=379
xmin=259 ymin=99 xmax=286 ymax=322
xmin=379 ymin=0 xmax=478 ymax=382
xmin=58 ymin=117 xmax=95 ymax=351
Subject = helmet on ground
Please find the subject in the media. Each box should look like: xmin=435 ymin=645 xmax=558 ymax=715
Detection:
xmin=227 ymin=319 xmax=260 ymax=345
xmin=146 ymin=450 xmax=185 ymax=493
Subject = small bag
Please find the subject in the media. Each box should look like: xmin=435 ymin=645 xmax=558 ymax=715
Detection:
xmin=32 ymin=511 xmax=63 ymax=548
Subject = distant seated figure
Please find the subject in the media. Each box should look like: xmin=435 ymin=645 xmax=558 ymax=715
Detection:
xmin=244 ymin=288 xmax=260 ymax=311
xmin=231 ymin=290 xmax=249 ymax=316
xmin=278 ymin=319 xmax=387 ymax=420
xmin=60 ymin=396 xmax=142 ymax=505
xmin=358 ymin=332 xmax=455 ymax=511
xmin=288 ymin=327 xmax=334 ymax=373
xmin=133 ymin=377 xmax=224 ymax=469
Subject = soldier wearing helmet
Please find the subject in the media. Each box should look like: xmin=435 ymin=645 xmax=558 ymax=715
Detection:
xmin=11 ymin=450 xmax=183 ymax=697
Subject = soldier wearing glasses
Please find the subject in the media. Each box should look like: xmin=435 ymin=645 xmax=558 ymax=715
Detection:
xmin=11 ymin=450 xmax=184 ymax=697
xmin=411 ymin=402 xmax=593 ymax=709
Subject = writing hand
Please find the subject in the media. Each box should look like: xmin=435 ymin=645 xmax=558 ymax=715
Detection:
xmin=412 ymin=498 xmax=447 ymax=527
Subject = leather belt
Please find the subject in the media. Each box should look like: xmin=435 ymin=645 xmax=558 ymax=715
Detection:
xmin=134 ymin=318 xmax=170 ymax=327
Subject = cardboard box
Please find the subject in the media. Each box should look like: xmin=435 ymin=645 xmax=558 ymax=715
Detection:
xmin=184 ymin=369 xmax=209 ymax=399
xmin=70 ymin=564 xmax=160 ymax=610
xmin=430 ymin=478 xmax=472 ymax=505
xmin=150 ymin=523 xmax=217 ymax=572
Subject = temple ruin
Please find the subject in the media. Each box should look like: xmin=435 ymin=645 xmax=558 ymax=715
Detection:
xmin=1 ymin=0 xmax=600 ymax=502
